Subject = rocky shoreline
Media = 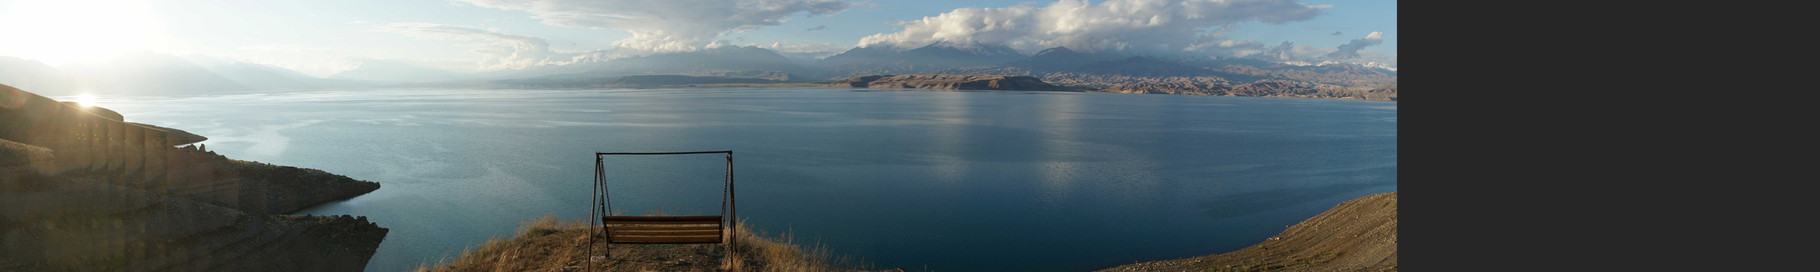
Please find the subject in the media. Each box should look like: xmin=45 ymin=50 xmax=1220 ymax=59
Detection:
xmin=1 ymin=83 xmax=387 ymax=271
xmin=823 ymin=74 xmax=1395 ymax=101
xmin=1096 ymin=80 xmax=1397 ymax=101
xmin=502 ymin=71 xmax=1394 ymax=102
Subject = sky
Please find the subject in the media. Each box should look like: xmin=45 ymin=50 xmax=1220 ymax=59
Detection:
xmin=0 ymin=0 xmax=1396 ymax=77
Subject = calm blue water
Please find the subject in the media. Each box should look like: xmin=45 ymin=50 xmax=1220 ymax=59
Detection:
xmin=89 ymin=87 xmax=1396 ymax=272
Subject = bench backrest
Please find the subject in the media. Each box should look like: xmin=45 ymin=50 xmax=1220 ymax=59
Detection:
xmin=601 ymin=215 xmax=724 ymax=244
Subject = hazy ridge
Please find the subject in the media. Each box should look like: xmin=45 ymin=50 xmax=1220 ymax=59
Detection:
xmin=2 ymin=44 xmax=1393 ymax=101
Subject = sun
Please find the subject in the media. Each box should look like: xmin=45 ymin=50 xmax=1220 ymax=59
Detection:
xmin=0 ymin=0 xmax=165 ymax=65
xmin=71 ymin=94 xmax=98 ymax=108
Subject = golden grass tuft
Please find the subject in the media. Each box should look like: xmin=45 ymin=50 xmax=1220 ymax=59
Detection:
xmin=721 ymin=222 xmax=862 ymax=272
xmin=411 ymin=214 xmax=590 ymax=272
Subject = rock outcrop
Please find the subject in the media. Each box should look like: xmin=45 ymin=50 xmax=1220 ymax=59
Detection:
xmin=127 ymin=122 xmax=209 ymax=146
xmin=829 ymin=74 xmax=1074 ymax=91
xmin=1 ymin=83 xmax=386 ymax=271
xmin=0 ymin=167 xmax=387 ymax=272
xmin=1099 ymin=192 xmax=1398 ymax=272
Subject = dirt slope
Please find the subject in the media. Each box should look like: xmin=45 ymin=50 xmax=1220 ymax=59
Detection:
xmin=416 ymin=216 xmax=886 ymax=272
xmin=1100 ymin=192 xmax=1397 ymax=272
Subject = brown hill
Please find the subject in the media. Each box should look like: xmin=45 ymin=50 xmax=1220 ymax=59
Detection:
xmin=1 ymin=83 xmax=386 ymax=271
xmin=1100 ymin=192 xmax=1398 ymax=272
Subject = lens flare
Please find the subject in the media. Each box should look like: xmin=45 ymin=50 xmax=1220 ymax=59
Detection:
xmin=72 ymin=94 xmax=97 ymax=107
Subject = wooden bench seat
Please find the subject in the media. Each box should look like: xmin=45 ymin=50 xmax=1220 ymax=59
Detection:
xmin=602 ymin=215 xmax=723 ymax=244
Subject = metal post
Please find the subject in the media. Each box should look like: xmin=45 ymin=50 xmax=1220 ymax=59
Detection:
xmin=588 ymin=155 xmax=599 ymax=271
xmin=720 ymin=150 xmax=728 ymax=250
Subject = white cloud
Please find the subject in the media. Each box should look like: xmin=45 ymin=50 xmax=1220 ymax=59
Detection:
xmin=753 ymin=41 xmax=845 ymax=54
xmin=369 ymin=22 xmax=583 ymax=70
xmin=454 ymin=0 xmax=849 ymax=53
xmin=225 ymin=45 xmax=358 ymax=76
xmin=241 ymin=44 xmax=337 ymax=54
xmin=1228 ymin=31 xmax=1390 ymax=67
xmin=1323 ymin=31 xmax=1383 ymax=59
xmin=751 ymin=41 xmax=848 ymax=59
xmin=857 ymin=0 xmax=1324 ymax=54
xmin=1244 ymin=41 xmax=1328 ymax=63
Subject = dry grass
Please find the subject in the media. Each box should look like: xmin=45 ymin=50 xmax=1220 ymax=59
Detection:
xmin=1098 ymin=192 xmax=1398 ymax=272
xmin=413 ymin=214 xmax=881 ymax=272
xmin=722 ymin=222 xmax=867 ymax=272
xmin=410 ymin=215 xmax=586 ymax=272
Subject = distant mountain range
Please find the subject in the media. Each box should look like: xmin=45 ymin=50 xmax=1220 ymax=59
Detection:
xmin=0 ymin=56 xmax=74 ymax=95
xmin=0 ymin=52 xmax=373 ymax=96
xmin=188 ymin=56 xmax=373 ymax=90
xmin=326 ymin=58 xmax=465 ymax=84
xmin=53 ymin=52 xmax=256 ymax=95
xmin=816 ymin=41 xmax=1027 ymax=76
xmin=0 ymin=44 xmax=1396 ymax=100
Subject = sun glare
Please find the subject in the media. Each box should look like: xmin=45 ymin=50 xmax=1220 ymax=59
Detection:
xmin=0 ymin=0 xmax=164 ymax=65
xmin=71 ymin=94 xmax=97 ymax=107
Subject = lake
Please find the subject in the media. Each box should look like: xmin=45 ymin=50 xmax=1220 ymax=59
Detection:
xmin=85 ymin=87 xmax=1396 ymax=272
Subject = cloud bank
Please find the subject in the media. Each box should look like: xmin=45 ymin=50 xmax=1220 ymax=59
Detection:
xmin=371 ymin=22 xmax=601 ymax=70
xmin=857 ymin=0 xmax=1325 ymax=55
xmin=1226 ymin=31 xmax=1387 ymax=64
xmin=455 ymin=0 xmax=849 ymax=53
xmin=1324 ymin=31 xmax=1382 ymax=59
xmin=752 ymin=41 xmax=849 ymax=60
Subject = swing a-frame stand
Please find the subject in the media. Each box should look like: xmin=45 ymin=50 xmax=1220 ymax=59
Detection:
xmin=586 ymin=151 xmax=737 ymax=268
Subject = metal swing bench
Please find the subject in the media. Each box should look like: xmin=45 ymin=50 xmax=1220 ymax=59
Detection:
xmin=588 ymin=151 xmax=737 ymax=247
